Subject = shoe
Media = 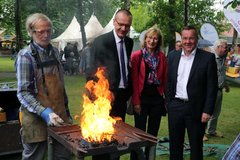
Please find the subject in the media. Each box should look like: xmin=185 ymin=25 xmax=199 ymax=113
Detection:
xmin=203 ymin=135 xmax=208 ymax=141
xmin=207 ymin=132 xmax=224 ymax=138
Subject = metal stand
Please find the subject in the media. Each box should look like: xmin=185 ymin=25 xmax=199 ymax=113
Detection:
xmin=48 ymin=136 xmax=53 ymax=160
xmin=148 ymin=145 xmax=156 ymax=160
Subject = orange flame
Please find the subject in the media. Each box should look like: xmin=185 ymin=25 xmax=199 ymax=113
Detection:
xmin=80 ymin=67 xmax=116 ymax=142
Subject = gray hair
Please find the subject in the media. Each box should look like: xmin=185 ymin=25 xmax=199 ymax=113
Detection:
xmin=214 ymin=39 xmax=227 ymax=50
xmin=26 ymin=13 xmax=52 ymax=37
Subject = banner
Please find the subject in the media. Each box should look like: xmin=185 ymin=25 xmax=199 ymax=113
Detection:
xmin=224 ymin=0 xmax=240 ymax=34
xmin=200 ymin=23 xmax=219 ymax=44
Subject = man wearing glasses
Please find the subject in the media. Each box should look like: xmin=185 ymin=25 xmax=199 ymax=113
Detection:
xmin=16 ymin=13 xmax=72 ymax=159
xmin=87 ymin=9 xmax=133 ymax=160
xmin=87 ymin=9 xmax=133 ymax=122
xmin=204 ymin=39 xmax=230 ymax=141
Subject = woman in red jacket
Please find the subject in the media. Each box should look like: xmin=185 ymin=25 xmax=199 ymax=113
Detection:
xmin=130 ymin=26 xmax=167 ymax=160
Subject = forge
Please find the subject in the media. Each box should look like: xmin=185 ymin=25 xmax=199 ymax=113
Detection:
xmin=47 ymin=121 xmax=158 ymax=160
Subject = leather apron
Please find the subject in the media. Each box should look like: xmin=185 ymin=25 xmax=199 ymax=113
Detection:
xmin=21 ymin=47 xmax=69 ymax=143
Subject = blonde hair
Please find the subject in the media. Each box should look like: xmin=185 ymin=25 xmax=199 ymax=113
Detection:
xmin=26 ymin=13 xmax=52 ymax=37
xmin=141 ymin=25 xmax=163 ymax=51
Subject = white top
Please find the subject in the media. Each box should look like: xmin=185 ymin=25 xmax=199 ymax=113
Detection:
xmin=113 ymin=30 xmax=128 ymax=88
xmin=175 ymin=48 xmax=196 ymax=100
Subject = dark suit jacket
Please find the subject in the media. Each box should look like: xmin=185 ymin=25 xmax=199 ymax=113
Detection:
xmin=87 ymin=31 xmax=133 ymax=100
xmin=167 ymin=48 xmax=218 ymax=119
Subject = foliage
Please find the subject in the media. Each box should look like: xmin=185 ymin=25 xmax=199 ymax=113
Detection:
xmin=0 ymin=0 xmax=118 ymax=41
xmin=149 ymin=0 xmax=226 ymax=46
xmin=0 ymin=0 xmax=230 ymax=49
xmin=130 ymin=3 xmax=151 ymax=32
xmin=0 ymin=0 xmax=15 ymax=34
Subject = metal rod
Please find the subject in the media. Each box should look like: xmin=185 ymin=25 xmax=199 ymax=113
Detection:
xmin=148 ymin=145 xmax=156 ymax=160
xmin=48 ymin=136 xmax=53 ymax=160
xmin=133 ymin=132 xmax=157 ymax=144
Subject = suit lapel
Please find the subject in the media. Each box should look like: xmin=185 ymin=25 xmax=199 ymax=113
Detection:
xmin=188 ymin=49 xmax=202 ymax=82
xmin=173 ymin=51 xmax=182 ymax=84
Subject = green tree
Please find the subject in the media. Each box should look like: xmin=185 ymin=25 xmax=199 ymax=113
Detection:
xmin=0 ymin=0 xmax=15 ymax=33
xmin=155 ymin=0 xmax=226 ymax=49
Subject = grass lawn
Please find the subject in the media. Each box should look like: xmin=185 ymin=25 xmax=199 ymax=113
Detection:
xmin=0 ymin=56 xmax=239 ymax=160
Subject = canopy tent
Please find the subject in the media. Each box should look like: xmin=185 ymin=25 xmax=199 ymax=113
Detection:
xmin=99 ymin=15 xmax=114 ymax=35
xmin=84 ymin=14 xmax=103 ymax=42
xmin=52 ymin=16 xmax=82 ymax=51
xmin=52 ymin=16 xmax=82 ymax=42
xmin=52 ymin=15 xmax=104 ymax=50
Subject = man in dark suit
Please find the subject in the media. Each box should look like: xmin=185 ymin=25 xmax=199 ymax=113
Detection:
xmin=166 ymin=26 xmax=218 ymax=160
xmin=87 ymin=9 xmax=133 ymax=122
xmin=87 ymin=9 xmax=133 ymax=160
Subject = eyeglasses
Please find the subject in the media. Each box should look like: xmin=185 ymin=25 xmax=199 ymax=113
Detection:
xmin=219 ymin=45 xmax=227 ymax=50
xmin=115 ymin=19 xmax=131 ymax=29
xmin=33 ymin=28 xmax=52 ymax=35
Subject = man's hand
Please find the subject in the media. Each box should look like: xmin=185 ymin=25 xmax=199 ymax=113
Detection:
xmin=40 ymin=107 xmax=64 ymax=126
xmin=48 ymin=113 xmax=64 ymax=126
xmin=201 ymin=112 xmax=211 ymax=123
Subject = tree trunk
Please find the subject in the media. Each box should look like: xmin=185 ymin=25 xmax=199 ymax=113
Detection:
xmin=232 ymin=28 xmax=238 ymax=48
xmin=184 ymin=0 xmax=189 ymax=26
xmin=123 ymin=0 xmax=131 ymax=10
xmin=77 ymin=0 xmax=87 ymax=48
xmin=168 ymin=0 xmax=176 ymax=52
xmin=15 ymin=0 xmax=22 ymax=52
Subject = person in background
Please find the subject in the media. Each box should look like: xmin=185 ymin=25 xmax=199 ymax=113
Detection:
xmin=204 ymin=39 xmax=229 ymax=141
xmin=175 ymin=40 xmax=182 ymax=51
xmin=166 ymin=26 xmax=218 ymax=160
xmin=86 ymin=9 xmax=133 ymax=160
xmin=167 ymin=40 xmax=182 ymax=57
xmin=15 ymin=13 xmax=72 ymax=160
xmin=130 ymin=26 xmax=167 ymax=160
xmin=79 ymin=42 xmax=91 ymax=75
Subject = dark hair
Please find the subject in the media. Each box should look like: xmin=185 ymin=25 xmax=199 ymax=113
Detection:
xmin=181 ymin=26 xmax=198 ymax=38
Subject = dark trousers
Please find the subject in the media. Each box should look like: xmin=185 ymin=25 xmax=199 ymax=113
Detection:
xmin=130 ymin=100 xmax=163 ymax=160
xmin=168 ymin=99 xmax=206 ymax=160
xmin=110 ymin=89 xmax=128 ymax=122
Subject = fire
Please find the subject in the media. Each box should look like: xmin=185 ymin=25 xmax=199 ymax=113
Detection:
xmin=80 ymin=67 xmax=116 ymax=142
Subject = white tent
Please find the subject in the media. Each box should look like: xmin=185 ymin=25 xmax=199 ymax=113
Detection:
xmin=52 ymin=16 xmax=82 ymax=42
xmin=84 ymin=15 xmax=103 ymax=41
xmin=100 ymin=16 xmax=114 ymax=35
xmin=52 ymin=15 xmax=104 ymax=50
xmin=52 ymin=16 xmax=82 ymax=50
xmin=99 ymin=9 xmax=118 ymax=35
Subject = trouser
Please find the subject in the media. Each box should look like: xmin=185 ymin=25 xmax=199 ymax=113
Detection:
xmin=130 ymin=100 xmax=162 ymax=160
xmin=22 ymin=139 xmax=71 ymax=160
xmin=206 ymin=89 xmax=223 ymax=134
xmin=168 ymin=99 xmax=205 ymax=160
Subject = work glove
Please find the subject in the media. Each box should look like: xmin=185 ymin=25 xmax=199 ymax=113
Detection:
xmin=40 ymin=107 xmax=64 ymax=126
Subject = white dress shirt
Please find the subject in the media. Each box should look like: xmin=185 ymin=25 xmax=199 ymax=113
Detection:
xmin=113 ymin=30 xmax=128 ymax=88
xmin=175 ymin=48 xmax=196 ymax=100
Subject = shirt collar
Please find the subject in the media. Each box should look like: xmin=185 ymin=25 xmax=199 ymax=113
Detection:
xmin=181 ymin=48 xmax=197 ymax=57
xmin=113 ymin=30 xmax=124 ymax=43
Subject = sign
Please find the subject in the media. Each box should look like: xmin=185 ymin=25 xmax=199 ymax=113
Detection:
xmin=223 ymin=0 xmax=240 ymax=34
xmin=200 ymin=23 xmax=219 ymax=44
